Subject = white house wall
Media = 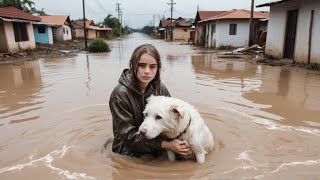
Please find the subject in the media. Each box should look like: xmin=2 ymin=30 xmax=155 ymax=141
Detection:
xmin=62 ymin=25 xmax=72 ymax=41
xmin=48 ymin=26 xmax=53 ymax=44
xmin=265 ymin=0 xmax=320 ymax=64
xmin=216 ymin=20 xmax=250 ymax=48
xmin=4 ymin=22 xmax=36 ymax=53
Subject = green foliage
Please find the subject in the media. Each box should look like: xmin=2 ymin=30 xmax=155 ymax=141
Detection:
xmin=88 ymin=38 xmax=111 ymax=53
xmin=103 ymin=14 xmax=121 ymax=37
xmin=306 ymin=63 xmax=320 ymax=71
xmin=140 ymin=25 xmax=154 ymax=35
xmin=0 ymin=0 xmax=45 ymax=15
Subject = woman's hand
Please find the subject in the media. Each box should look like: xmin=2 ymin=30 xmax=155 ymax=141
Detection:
xmin=161 ymin=139 xmax=191 ymax=156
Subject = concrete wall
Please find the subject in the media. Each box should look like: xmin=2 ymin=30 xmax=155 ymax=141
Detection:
xmin=33 ymin=25 xmax=53 ymax=44
xmin=74 ymin=29 xmax=84 ymax=38
xmin=173 ymin=27 xmax=190 ymax=41
xmin=3 ymin=21 xmax=36 ymax=53
xmin=265 ymin=0 xmax=320 ymax=64
xmin=194 ymin=24 xmax=203 ymax=45
xmin=87 ymin=29 xmax=97 ymax=39
xmin=215 ymin=20 xmax=250 ymax=48
xmin=54 ymin=25 xmax=72 ymax=41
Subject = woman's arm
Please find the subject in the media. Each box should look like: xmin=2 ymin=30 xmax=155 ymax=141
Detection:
xmin=161 ymin=139 xmax=191 ymax=156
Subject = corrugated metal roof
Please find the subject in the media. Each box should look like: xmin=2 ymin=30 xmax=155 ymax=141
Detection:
xmin=40 ymin=15 xmax=69 ymax=26
xmin=0 ymin=6 xmax=41 ymax=21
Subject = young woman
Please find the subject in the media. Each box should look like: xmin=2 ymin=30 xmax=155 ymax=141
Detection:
xmin=109 ymin=44 xmax=190 ymax=157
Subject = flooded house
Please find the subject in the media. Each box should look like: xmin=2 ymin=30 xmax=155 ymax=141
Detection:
xmin=257 ymin=0 xmax=320 ymax=64
xmin=33 ymin=22 xmax=55 ymax=44
xmin=163 ymin=17 xmax=193 ymax=42
xmin=196 ymin=9 xmax=268 ymax=48
xmin=39 ymin=15 xmax=72 ymax=42
xmin=0 ymin=6 xmax=41 ymax=53
xmin=158 ymin=18 xmax=172 ymax=39
xmin=193 ymin=11 xmax=226 ymax=46
xmin=71 ymin=20 xmax=112 ymax=39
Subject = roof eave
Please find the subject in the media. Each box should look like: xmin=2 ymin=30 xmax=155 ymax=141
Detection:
xmin=256 ymin=0 xmax=290 ymax=8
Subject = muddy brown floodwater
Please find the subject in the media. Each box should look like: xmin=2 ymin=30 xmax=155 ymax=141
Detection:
xmin=1 ymin=33 xmax=320 ymax=180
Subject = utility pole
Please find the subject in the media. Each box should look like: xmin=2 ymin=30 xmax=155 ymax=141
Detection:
xmin=167 ymin=0 xmax=175 ymax=41
xmin=116 ymin=3 xmax=122 ymax=38
xmin=248 ymin=0 xmax=254 ymax=46
xmin=82 ymin=0 xmax=87 ymax=49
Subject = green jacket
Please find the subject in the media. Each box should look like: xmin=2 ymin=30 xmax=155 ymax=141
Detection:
xmin=109 ymin=69 xmax=171 ymax=157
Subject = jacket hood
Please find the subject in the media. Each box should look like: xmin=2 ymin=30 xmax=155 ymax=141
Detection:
xmin=118 ymin=69 xmax=155 ymax=95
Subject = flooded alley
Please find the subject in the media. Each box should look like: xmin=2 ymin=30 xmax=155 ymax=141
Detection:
xmin=0 ymin=33 xmax=320 ymax=180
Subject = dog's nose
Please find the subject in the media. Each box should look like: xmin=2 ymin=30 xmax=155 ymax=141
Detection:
xmin=139 ymin=128 xmax=147 ymax=136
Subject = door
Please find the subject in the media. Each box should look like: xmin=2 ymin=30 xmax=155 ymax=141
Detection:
xmin=284 ymin=9 xmax=298 ymax=59
xmin=0 ymin=21 xmax=8 ymax=53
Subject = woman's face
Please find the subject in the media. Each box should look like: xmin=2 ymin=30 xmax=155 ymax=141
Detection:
xmin=136 ymin=53 xmax=158 ymax=88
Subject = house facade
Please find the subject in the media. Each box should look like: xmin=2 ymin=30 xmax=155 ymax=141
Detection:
xmin=158 ymin=19 xmax=172 ymax=39
xmin=166 ymin=17 xmax=193 ymax=41
xmin=33 ymin=23 xmax=54 ymax=44
xmin=197 ymin=9 xmax=268 ymax=48
xmin=257 ymin=0 xmax=320 ymax=64
xmin=193 ymin=11 xmax=226 ymax=46
xmin=0 ymin=6 xmax=40 ymax=53
xmin=72 ymin=20 xmax=112 ymax=39
xmin=40 ymin=15 xmax=72 ymax=42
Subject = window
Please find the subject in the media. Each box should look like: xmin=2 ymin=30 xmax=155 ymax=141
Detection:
xmin=212 ymin=24 xmax=216 ymax=33
xmin=13 ymin=22 xmax=29 ymax=42
xmin=183 ymin=28 xmax=188 ymax=32
xmin=63 ymin=28 xmax=65 ymax=34
xmin=229 ymin=24 xmax=237 ymax=35
xmin=38 ymin=26 xmax=46 ymax=34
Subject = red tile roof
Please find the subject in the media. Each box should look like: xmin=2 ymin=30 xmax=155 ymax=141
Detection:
xmin=198 ymin=11 xmax=227 ymax=21
xmin=0 ymin=6 xmax=41 ymax=21
xmin=40 ymin=15 xmax=70 ymax=26
xmin=201 ymin=9 xmax=268 ymax=22
xmin=159 ymin=19 xmax=172 ymax=28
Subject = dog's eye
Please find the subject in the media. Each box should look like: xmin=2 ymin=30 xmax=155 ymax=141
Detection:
xmin=144 ymin=113 xmax=148 ymax=117
xmin=155 ymin=115 xmax=162 ymax=120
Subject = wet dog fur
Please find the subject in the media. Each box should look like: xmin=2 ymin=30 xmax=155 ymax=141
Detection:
xmin=138 ymin=95 xmax=214 ymax=164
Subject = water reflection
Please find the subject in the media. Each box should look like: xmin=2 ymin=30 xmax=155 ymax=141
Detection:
xmin=244 ymin=66 xmax=320 ymax=127
xmin=0 ymin=61 xmax=43 ymax=124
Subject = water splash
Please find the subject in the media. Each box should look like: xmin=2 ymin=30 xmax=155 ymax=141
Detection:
xmin=0 ymin=145 xmax=95 ymax=180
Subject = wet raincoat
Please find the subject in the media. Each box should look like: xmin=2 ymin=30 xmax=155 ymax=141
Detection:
xmin=109 ymin=69 xmax=171 ymax=157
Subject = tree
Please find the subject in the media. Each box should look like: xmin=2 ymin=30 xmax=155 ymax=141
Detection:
xmin=0 ymin=0 xmax=45 ymax=15
xmin=103 ymin=14 xmax=121 ymax=37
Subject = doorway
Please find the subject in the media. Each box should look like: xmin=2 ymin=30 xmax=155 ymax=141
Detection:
xmin=0 ymin=21 xmax=8 ymax=53
xmin=284 ymin=9 xmax=298 ymax=59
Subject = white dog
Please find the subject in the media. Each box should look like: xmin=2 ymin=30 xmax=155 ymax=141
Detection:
xmin=138 ymin=95 xmax=214 ymax=164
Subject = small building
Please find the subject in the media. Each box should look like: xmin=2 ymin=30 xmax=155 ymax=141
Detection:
xmin=39 ymin=15 xmax=72 ymax=42
xmin=0 ymin=6 xmax=41 ymax=53
xmin=71 ymin=20 xmax=112 ymax=39
xmin=33 ymin=22 xmax=55 ymax=44
xmin=257 ymin=0 xmax=320 ymax=64
xmin=158 ymin=19 xmax=172 ymax=39
xmin=193 ymin=11 xmax=227 ymax=46
xmin=197 ymin=9 xmax=268 ymax=48
xmin=166 ymin=17 xmax=193 ymax=42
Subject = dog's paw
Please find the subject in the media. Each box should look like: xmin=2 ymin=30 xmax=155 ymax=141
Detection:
xmin=167 ymin=150 xmax=176 ymax=161
xmin=195 ymin=153 xmax=205 ymax=164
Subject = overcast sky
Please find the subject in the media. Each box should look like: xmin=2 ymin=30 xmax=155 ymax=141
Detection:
xmin=33 ymin=0 xmax=271 ymax=28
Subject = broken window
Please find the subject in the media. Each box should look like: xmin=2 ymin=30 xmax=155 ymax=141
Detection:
xmin=38 ymin=26 xmax=46 ymax=34
xmin=229 ymin=24 xmax=237 ymax=35
xmin=13 ymin=22 xmax=29 ymax=42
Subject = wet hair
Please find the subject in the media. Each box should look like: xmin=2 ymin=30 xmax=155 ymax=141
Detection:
xmin=129 ymin=44 xmax=161 ymax=89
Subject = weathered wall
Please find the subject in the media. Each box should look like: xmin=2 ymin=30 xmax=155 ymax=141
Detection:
xmin=173 ymin=27 xmax=190 ymax=41
xmin=215 ymin=20 xmax=250 ymax=48
xmin=264 ymin=0 xmax=320 ymax=63
xmin=4 ymin=22 xmax=36 ymax=53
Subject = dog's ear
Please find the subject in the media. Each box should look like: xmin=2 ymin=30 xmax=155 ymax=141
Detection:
xmin=170 ymin=105 xmax=185 ymax=119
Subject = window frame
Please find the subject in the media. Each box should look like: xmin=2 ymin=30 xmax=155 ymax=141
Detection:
xmin=229 ymin=24 xmax=237 ymax=35
xmin=13 ymin=22 xmax=29 ymax=42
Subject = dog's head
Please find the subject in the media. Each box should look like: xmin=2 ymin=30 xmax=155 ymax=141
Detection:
xmin=138 ymin=95 xmax=189 ymax=139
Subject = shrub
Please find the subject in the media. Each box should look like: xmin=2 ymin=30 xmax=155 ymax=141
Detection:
xmin=88 ymin=38 xmax=111 ymax=53
xmin=306 ymin=63 xmax=320 ymax=71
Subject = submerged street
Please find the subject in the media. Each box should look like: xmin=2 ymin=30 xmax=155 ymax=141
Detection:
xmin=0 ymin=33 xmax=320 ymax=179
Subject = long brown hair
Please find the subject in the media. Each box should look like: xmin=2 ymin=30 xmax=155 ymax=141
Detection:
xmin=129 ymin=44 xmax=162 ymax=89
